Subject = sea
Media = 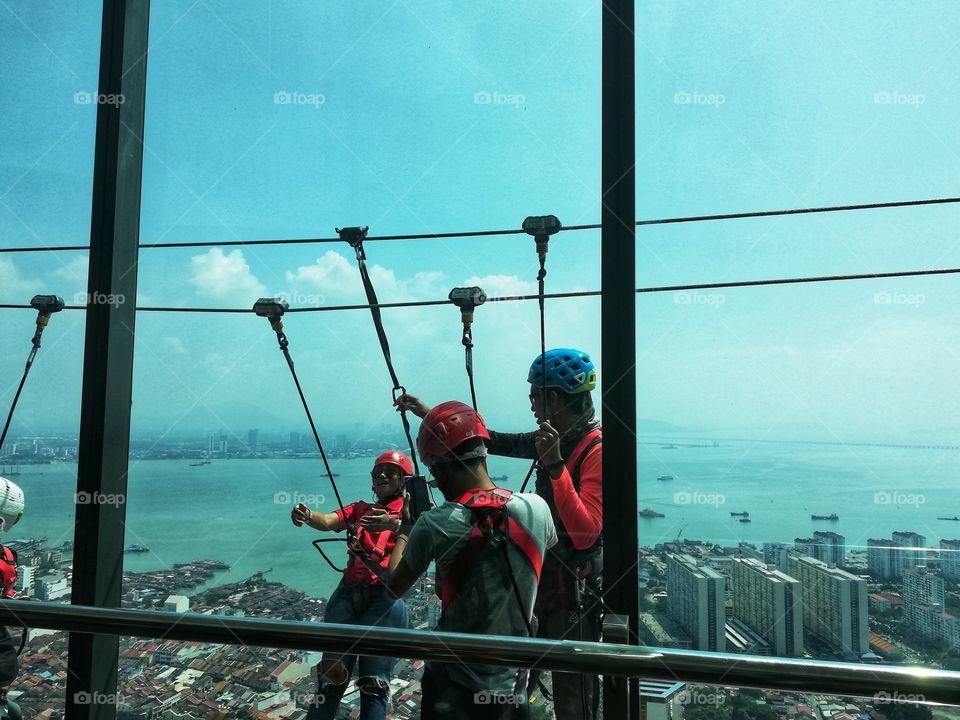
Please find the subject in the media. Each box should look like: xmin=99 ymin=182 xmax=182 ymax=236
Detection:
xmin=6 ymin=440 xmax=960 ymax=601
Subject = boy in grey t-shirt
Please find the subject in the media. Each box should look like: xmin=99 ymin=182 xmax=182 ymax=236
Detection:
xmin=385 ymin=401 xmax=557 ymax=720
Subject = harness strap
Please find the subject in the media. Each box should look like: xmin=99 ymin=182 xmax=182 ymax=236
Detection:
xmin=439 ymin=488 xmax=543 ymax=611
xmin=344 ymin=232 xmax=421 ymax=477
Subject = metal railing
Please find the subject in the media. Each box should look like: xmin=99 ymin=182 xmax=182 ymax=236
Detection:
xmin=1 ymin=600 xmax=957 ymax=706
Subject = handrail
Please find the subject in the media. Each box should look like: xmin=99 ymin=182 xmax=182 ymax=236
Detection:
xmin=0 ymin=600 xmax=957 ymax=705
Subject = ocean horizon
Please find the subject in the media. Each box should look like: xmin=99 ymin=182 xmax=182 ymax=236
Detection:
xmin=7 ymin=440 xmax=959 ymax=600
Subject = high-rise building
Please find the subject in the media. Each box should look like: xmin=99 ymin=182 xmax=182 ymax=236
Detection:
xmin=868 ymin=538 xmax=896 ymax=580
xmin=814 ymin=531 xmax=846 ymax=566
xmin=666 ymin=554 xmax=726 ymax=652
xmin=901 ymin=566 xmax=960 ymax=647
xmin=788 ymin=555 xmax=868 ymax=656
xmin=730 ymin=558 xmax=804 ymax=657
xmin=14 ymin=565 xmax=34 ymax=594
xmin=940 ymin=539 xmax=960 ymax=582
xmin=893 ymin=532 xmax=927 ymax=578
xmin=794 ymin=532 xmax=845 ymax=566
xmin=247 ymin=428 xmax=259 ymax=451
xmin=289 ymin=432 xmax=300 ymax=449
xmin=763 ymin=543 xmax=793 ymax=573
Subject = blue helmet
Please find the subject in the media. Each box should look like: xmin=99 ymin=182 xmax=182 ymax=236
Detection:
xmin=527 ymin=348 xmax=597 ymax=394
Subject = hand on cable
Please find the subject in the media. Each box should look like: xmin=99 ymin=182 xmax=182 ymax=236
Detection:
xmin=291 ymin=502 xmax=311 ymax=528
xmin=360 ymin=508 xmax=401 ymax=533
xmin=394 ymin=392 xmax=429 ymax=419
xmin=534 ymin=421 xmax=563 ymax=467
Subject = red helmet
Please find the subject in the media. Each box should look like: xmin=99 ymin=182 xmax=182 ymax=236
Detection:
xmin=373 ymin=450 xmax=414 ymax=475
xmin=417 ymin=401 xmax=490 ymax=460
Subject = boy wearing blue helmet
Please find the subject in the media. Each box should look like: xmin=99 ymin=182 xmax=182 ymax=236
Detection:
xmin=396 ymin=348 xmax=602 ymax=720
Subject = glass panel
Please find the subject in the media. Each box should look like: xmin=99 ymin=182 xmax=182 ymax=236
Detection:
xmin=1 ymin=1 xmax=101 ymax=715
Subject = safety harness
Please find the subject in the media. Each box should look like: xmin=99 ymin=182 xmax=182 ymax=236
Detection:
xmin=0 ymin=547 xmax=26 ymax=657
xmin=439 ymin=488 xmax=542 ymax=620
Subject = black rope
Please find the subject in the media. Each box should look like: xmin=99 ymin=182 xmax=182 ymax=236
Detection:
xmin=4 ymin=265 xmax=960 ymax=317
xmin=273 ymin=332 xmax=352 ymax=535
xmin=341 ymin=230 xmax=422 ymax=479
xmin=4 ymin=195 xmax=960 ymax=254
xmin=462 ymin=325 xmax=479 ymax=411
xmin=0 ymin=323 xmax=45 ymax=454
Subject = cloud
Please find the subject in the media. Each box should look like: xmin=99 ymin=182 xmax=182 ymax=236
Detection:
xmin=189 ymin=249 xmax=266 ymax=303
xmin=162 ymin=337 xmax=188 ymax=355
xmin=285 ymin=251 xmax=446 ymax=305
xmin=0 ymin=257 xmax=42 ymax=302
xmin=464 ymin=273 xmax=536 ymax=298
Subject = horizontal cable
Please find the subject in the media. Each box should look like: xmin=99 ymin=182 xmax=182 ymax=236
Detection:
xmin=2 ymin=195 xmax=959 ymax=254
xmin=1 ymin=600 xmax=958 ymax=704
xmin=1 ymin=266 xmax=957 ymax=314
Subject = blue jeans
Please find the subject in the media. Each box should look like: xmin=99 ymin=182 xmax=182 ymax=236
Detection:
xmin=307 ymin=580 xmax=408 ymax=720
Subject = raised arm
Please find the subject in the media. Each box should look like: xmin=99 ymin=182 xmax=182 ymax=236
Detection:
xmin=291 ymin=502 xmax=346 ymax=532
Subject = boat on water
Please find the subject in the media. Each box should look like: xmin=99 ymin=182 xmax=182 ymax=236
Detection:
xmin=730 ymin=511 xmax=749 ymax=517
xmin=189 ymin=460 xmax=212 ymax=467
xmin=639 ymin=508 xmax=665 ymax=518
xmin=738 ymin=518 xmax=752 ymax=523
xmin=125 ymin=544 xmax=150 ymax=553
xmin=811 ymin=513 xmax=839 ymax=521
xmin=938 ymin=516 xmax=960 ymax=521
xmin=490 ymin=475 xmax=508 ymax=482
xmin=656 ymin=475 xmax=674 ymax=482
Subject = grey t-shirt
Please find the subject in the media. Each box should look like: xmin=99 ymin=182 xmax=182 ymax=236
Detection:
xmin=403 ymin=490 xmax=557 ymax=694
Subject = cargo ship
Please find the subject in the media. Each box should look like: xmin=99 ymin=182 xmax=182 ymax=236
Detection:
xmin=639 ymin=508 xmax=666 ymax=518
xmin=811 ymin=513 xmax=839 ymax=521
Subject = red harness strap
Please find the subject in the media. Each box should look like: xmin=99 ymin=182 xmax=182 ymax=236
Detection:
xmin=0 ymin=546 xmax=17 ymax=599
xmin=437 ymin=487 xmax=542 ymax=611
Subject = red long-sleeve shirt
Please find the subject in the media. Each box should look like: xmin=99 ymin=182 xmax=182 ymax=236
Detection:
xmin=487 ymin=427 xmax=603 ymax=550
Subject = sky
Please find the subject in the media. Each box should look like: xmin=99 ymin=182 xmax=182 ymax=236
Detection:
xmin=3 ymin=1 xmax=960 ymax=445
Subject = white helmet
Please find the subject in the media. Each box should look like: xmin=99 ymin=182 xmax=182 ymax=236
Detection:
xmin=0 ymin=478 xmax=24 ymax=532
